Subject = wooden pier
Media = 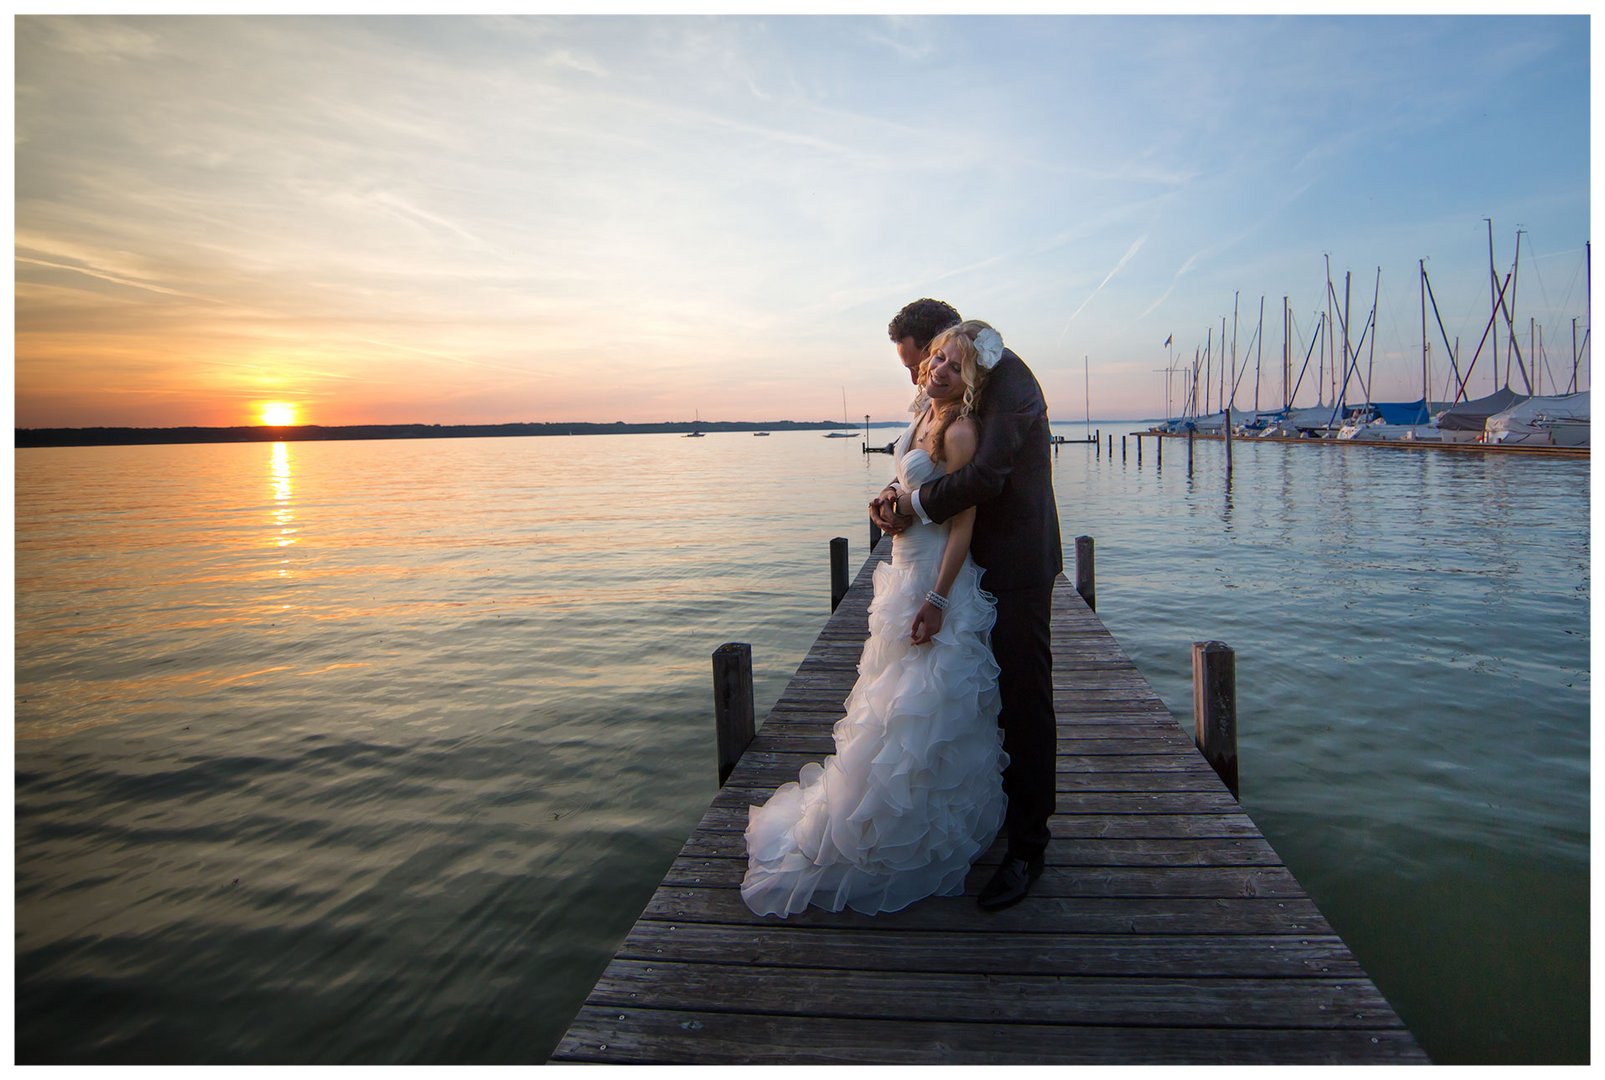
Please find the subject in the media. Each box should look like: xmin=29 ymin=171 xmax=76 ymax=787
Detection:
xmin=552 ymin=546 xmax=1427 ymax=1064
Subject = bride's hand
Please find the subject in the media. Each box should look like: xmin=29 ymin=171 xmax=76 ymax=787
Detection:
xmin=910 ymin=601 xmax=943 ymax=645
xmin=871 ymin=484 xmax=912 ymax=533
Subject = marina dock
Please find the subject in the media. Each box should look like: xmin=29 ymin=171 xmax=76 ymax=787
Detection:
xmin=552 ymin=545 xmax=1427 ymax=1064
xmin=1138 ymin=430 xmax=1587 ymax=457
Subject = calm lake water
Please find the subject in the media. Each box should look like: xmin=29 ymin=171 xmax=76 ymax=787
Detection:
xmin=14 ymin=425 xmax=1589 ymax=1064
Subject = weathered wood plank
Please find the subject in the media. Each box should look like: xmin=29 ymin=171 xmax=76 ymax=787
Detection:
xmin=762 ymin=713 xmax=1191 ymax=739
xmin=710 ymin=784 xmax=1244 ymax=815
xmin=615 ymin=922 xmax=1366 ymax=977
xmin=727 ymin=761 xmax=1231 ymax=793
xmin=554 ymin=1006 xmax=1429 ymax=1064
xmin=582 ymin=959 xmax=1405 ymax=1029
xmin=677 ymin=830 xmax=1283 ymax=867
xmin=693 ymin=804 xmax=1265 ymax=837
xmin=661 ymin=858 xmax=1308 ymax=898
xmin=731 ymin=749 xmax=1224 ymax=775
xmin=752 ymin=732 xmax=1198 ymax=756
xmin=636 ymin=887 xmax=1337 ymax=935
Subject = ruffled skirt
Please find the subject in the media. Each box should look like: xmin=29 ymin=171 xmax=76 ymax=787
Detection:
xmin=741 ymin=556 xmax=1007 ymax=917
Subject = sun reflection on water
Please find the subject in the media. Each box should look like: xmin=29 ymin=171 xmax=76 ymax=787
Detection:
xmin=270 ymin=442 xmax=297 ymax=556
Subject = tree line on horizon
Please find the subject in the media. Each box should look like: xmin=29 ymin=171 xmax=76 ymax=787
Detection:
xmin=13 ymin=419 xmax=903 ymax=448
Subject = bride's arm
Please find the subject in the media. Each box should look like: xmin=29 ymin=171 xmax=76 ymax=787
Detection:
xmin=910 ymin=420 xmax=979 ymax=645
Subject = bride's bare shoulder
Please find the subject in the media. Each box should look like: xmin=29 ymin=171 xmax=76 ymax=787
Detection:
xmin=945 ymin=417 xmax=978 ymax=468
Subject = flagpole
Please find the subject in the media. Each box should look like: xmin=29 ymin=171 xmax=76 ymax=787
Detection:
xmin=1166 ymin=334 xmax=1174 ymax=419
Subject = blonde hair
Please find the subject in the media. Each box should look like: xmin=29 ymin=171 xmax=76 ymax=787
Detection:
xmin=920 ymin=320 xmax=995 ymax=462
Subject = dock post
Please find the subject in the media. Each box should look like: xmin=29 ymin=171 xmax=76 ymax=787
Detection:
xmin=1122 ymin=435 xmax=1127 ymax=461
xmin=1095 ymin=433 xmax=1100 ymax=459
xmin=1108 ymin=434 xmax=1114 ymax=456
xmin=713 ymin=642 xmax=755 ymax=786
xmin=1074 ymin=535 xmax=1096 ymax=611
xmin=870 ymin=518 xmax=882 ymax=551
xmin=1191 ymin=640 xmax=1239 ymax=799
xmin=1136 ymin=435 xmax=1142 ymax=466
xmin=1157 ymin=433 xmax=1162 ymax=467
xmin=830 ymin=537 xmax=849 ymax=611
xmin=1188 ymin=428 xmax=1195 ymax=475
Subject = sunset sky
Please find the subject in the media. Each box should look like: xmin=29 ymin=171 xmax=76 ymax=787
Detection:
xmin=14 ymin=14 xmax=1592 ymax=428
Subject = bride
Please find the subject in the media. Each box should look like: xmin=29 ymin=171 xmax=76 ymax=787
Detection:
xmin=742 ymin=321 xmax=1010 ymax=918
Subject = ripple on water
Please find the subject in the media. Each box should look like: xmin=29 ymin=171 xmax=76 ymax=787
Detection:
xmin=14 ymin=431 xmax=1589 ymax=1064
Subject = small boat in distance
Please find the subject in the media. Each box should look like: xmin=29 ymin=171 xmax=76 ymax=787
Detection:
xmin=824 ymin=388 xmax=858 ymax=437
xmin=753 ymin=431 xmax=770 ymax=436
xmin=685 ymin=409 xmax=705 ymax=437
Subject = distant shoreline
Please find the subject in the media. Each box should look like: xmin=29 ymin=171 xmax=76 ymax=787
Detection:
xmin=14 ymin=418 xmax=1151 ymax=449
xmin=14 ymin=420 xmax=889 ymax=449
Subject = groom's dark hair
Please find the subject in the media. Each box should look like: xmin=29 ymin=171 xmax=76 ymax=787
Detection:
xmin=888 ymin=298 xmax=961 ymax=351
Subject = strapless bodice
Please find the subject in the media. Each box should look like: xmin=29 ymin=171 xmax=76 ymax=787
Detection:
xmin=892 ymin=445 xmax=947 ymax=571
xmin=897 ymin=446 xmax=942 ymax=490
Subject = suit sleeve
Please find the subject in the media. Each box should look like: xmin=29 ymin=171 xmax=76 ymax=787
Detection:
xmin=916 ymin=359 xmax=1043 ymax=525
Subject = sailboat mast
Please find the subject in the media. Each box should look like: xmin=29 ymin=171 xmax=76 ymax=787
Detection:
xmin=1509 ymin=229 xmax=1525 ymax=389
xmin=1572 ymin=318 xmax=1579 ymax=394
xmin=1220 ymin=315 xmax=1228 ymax=420
xmin=1366 ymin=267 xmax=1380 ymax=410
xmin=1254 ymin=294 xmax=1264 ymax=415
xmin=1324 ymin=253 xmax=1335 ymax=408
xmin=1192 ymin=346 xmax=1201 ymax=420
xmin=1487 ymin=218 xmax=1499 ymax=393
xmin=1343 ymin=271 xmax=1352 ymax=413
xmin=1282 ymin=296 xmax=1290 ymax=410
xmin=1420 ymin=258 xmax=1429 ymax=408
xmin=1229 ymin=293 xmax=1240 ymax=423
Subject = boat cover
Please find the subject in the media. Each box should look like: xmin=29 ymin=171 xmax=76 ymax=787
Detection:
xmin=1436 ymin=387 xmax=1528 ymax=431
xmin=1372 ymin=399 xmax=1456 ymax=425
xmin=1485 ymin=391 xmax=1590 ymax=446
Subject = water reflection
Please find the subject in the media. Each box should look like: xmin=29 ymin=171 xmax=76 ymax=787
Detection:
xmin=270 ymin=442 xmax=297 ymax=559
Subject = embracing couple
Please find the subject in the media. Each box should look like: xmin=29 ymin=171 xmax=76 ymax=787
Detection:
xmin=743 ymin=298 xmax=1063 ymax=917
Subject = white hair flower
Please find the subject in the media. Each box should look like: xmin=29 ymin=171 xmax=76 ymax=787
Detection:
xmin=974 ymin=327 xmax=1004 ymax=370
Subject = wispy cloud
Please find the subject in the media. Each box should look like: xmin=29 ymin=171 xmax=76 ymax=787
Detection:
xmin=15 ymin=255 xmax=222 ymax=305
xmin=861 ymin=15 xmax=941 ymax=61
xmin=12 ymin=14 xmax=1589 ymax=425
xmin=1058 ymin=234 xmax=1149 ymax=344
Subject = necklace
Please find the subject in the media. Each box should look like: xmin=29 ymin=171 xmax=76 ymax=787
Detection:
xmin=913 ymin=402 xmax=952 ymax=453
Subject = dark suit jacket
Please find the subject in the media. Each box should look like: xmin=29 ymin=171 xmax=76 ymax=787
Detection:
xmin=916 ymin=348 xmax=1063 ymax=593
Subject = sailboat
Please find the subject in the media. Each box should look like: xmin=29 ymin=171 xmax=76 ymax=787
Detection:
xmin=824 ymin=388 xmax=857 ymax=437
xmin=684 ymin=408 xmax=705 ymax=437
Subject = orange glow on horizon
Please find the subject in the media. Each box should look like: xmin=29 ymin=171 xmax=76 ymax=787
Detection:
xmin=259 ymin=402 xmax=299 ymax=427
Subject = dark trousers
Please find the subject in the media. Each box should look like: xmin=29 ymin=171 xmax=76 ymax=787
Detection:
xmin=990 ymin=583 xmax=1056 ymax=859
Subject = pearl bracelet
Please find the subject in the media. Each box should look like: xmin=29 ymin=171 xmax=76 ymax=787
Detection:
xmin=925 ymin=590 xmax=949 ymax=610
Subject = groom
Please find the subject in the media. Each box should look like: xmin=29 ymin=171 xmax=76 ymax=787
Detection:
xmin=871 ymin=298 xmax=1062 ymax=911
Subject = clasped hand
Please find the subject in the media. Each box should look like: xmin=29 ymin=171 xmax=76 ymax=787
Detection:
xmin=869 ymin=484 xmax=913 ymax=535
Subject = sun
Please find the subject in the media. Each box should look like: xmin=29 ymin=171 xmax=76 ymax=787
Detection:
xmin=259 ymin=402 xmax=299 ymax=427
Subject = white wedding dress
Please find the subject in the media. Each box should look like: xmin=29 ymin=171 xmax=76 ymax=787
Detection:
xmin=741 ymin=424 xmax=1008 ymax=918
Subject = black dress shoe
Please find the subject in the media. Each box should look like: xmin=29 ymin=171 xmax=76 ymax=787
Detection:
xmin=977 ymin=852 xmax=1045 ymax=911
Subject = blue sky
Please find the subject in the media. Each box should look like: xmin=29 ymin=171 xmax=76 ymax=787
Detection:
xmin=14 ymin=14 xmax=1591 ymax=426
